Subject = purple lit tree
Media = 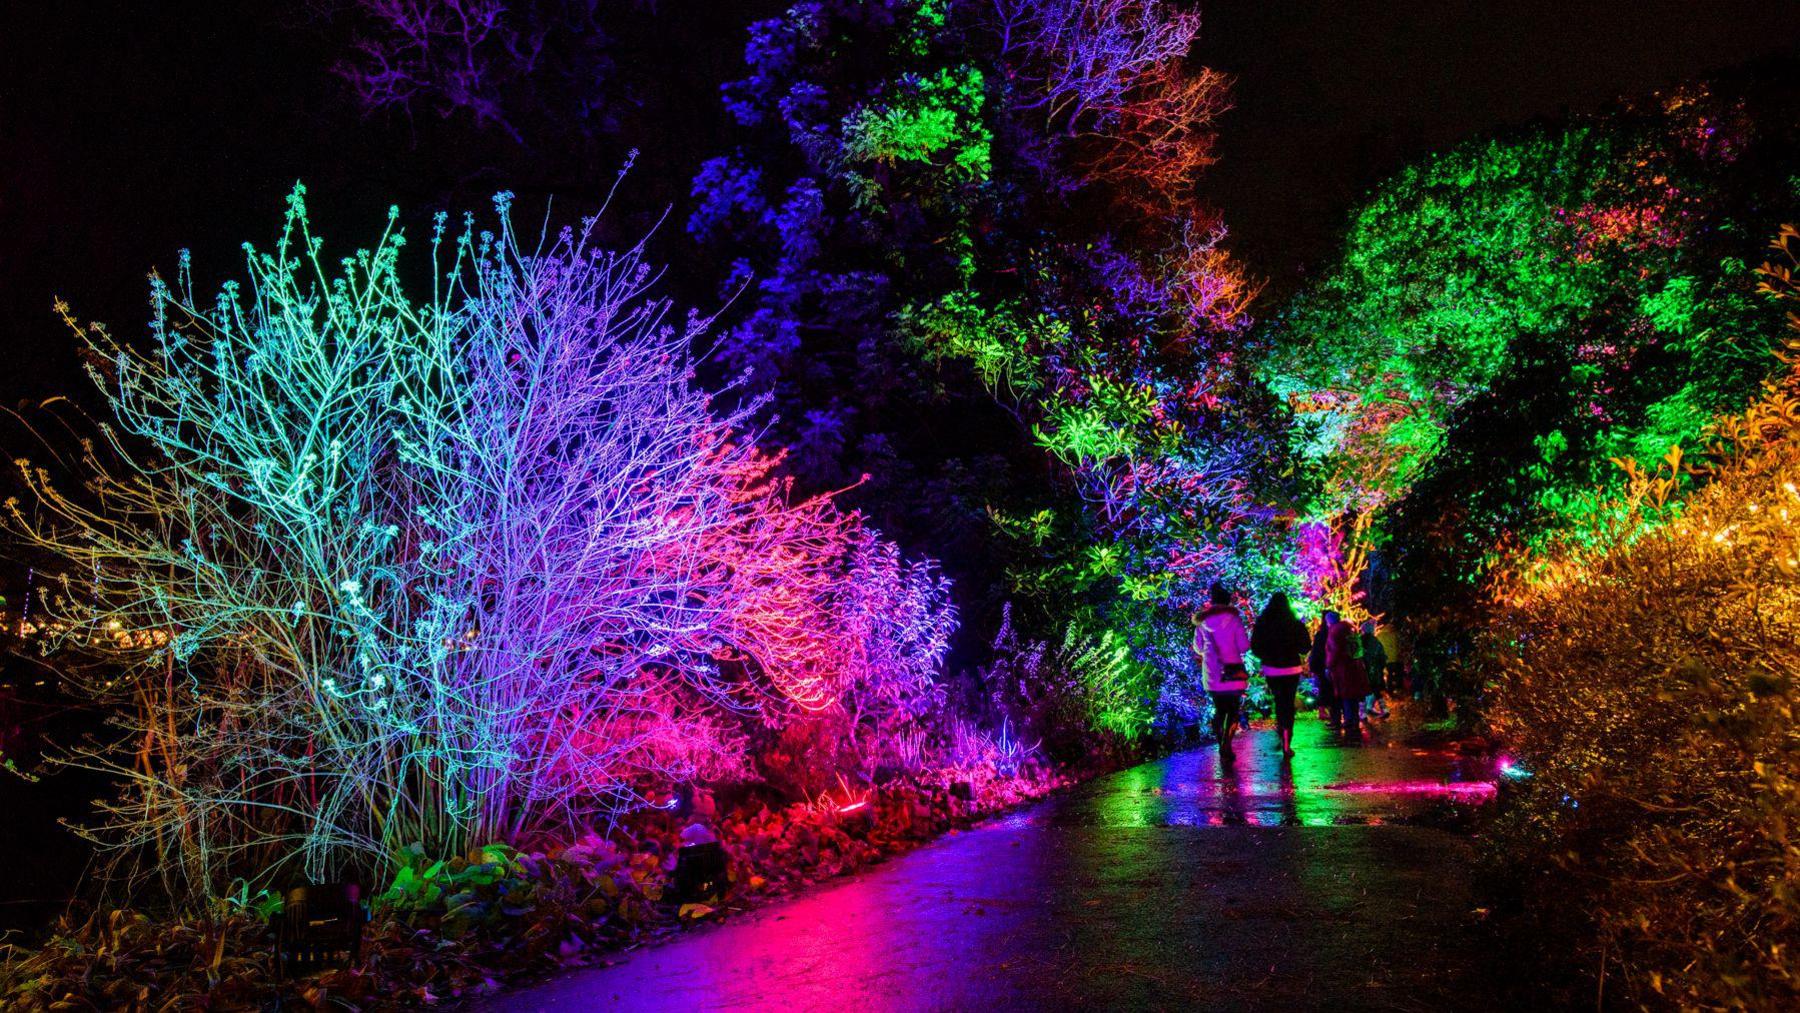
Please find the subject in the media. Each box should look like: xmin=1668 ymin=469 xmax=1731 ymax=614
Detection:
xmin=319 ymin=0 xmax=636 ymax=142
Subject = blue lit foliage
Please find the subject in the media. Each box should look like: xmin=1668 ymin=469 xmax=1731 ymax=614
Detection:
xmin=694 ymin=0 xmax=1285 ymax=737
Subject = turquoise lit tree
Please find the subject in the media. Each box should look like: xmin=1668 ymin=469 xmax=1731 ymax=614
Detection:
xmin=9 ymin=186 xmax=952 ymax=900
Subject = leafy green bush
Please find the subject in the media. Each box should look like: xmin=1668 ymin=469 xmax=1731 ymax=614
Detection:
xmin=377 ymin=842 xmax=542 ymax=935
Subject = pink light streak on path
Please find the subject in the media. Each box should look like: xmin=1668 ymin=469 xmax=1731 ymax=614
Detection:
xmin=1323 ymin=779 xmax=1498 ymax=798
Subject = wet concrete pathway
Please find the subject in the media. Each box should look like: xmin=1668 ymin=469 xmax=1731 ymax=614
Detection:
xmin=484 ymin=721 xmax=1501 ymax=1012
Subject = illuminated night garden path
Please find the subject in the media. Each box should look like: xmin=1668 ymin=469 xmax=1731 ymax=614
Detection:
xmin=486 ymin=722 xmax=1502 ymax=1012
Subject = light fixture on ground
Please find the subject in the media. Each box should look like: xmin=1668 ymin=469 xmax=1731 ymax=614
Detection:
xmin=275 ymin=882 xmax=366 ymax=977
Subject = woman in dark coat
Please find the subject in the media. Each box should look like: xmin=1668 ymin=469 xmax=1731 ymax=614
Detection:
xmin=1250 ymin=593 xmax=1312 ymax=758
xmin=1309 ymin=611 xmax=1339 ymax=731
xmin=1326 ymin=615 xmax=1372 ymax=741
xmin=1361 ymin=623 xmax=1390 ymax=718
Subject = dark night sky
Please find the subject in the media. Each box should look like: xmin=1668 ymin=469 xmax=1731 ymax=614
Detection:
xmin=2 ymin=1 xmax=1797 ymax=403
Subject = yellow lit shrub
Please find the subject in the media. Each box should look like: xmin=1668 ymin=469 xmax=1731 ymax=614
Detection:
xmin=1483 ymin=227 xmax=1800 ymax=1008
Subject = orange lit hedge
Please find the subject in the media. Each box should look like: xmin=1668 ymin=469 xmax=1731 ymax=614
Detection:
xmin=1482 ymin=227 xmax=1800 ymax=1009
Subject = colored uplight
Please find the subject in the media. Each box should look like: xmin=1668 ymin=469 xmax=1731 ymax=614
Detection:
xmin=1498 ymin=758 xmax=1532 ymax=780
xmin=837 ymin=800 xmax=870 ymax=814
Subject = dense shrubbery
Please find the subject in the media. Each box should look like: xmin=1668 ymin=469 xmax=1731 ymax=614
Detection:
xmin=1265 ymin=80 xmax=1800 ymax=648
xmin=0 ymin=186 xmax=1121 ymax=1004
xmin=9 ymin=1 xmax=1261 ymax=945
xmin=1481 ymin=230 xmax=1800 ymax=1008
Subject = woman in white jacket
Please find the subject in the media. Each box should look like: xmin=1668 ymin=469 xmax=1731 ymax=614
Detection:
xmin=1192 ymin=583 xmax=1251 ymax=760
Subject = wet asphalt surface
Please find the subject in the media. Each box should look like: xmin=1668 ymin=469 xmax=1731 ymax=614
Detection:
xmin=483 ymin=721 xmax=1502 ymax=1012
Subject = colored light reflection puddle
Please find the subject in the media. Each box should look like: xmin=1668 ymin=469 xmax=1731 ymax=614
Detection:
xmin=1005 ymin=723 xmax=1501 ymax=830
xmin=1189 ymin=810 xmax=1390 ymax=827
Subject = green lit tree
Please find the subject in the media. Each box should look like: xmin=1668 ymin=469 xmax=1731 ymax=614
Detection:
xmin=1264 ymin=82 xmax=1799 ymax=640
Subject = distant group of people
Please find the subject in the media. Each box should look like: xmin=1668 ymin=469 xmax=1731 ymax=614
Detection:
xmin=1191 ymin=584 xmax=1398 ymax=761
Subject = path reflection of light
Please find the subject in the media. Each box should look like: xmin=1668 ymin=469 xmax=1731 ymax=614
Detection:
xmin=1323 ymin=780 xmax=1496 ymax=799
xmin=1116 ymin=805 xmax=1375 ymax=828
xmin=989 ymin=724 xmax=1499 ymax=830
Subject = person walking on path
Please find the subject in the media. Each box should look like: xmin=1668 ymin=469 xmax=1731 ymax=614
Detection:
xmin=1376 ymin=621 xmax=1412 ymax=697
xmin=1193 ymin=583 xmax=1251 ymax=761
xmin=1326 ymin=613 xmax=1371 ymax=742
xmin=1361 ymin=622 xmax=1390 ymax=719
xmin=1310 ymin=610 xmax=1339 ymax=732
xmin=1250 ymin=592 xmax=1311 ymax=759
